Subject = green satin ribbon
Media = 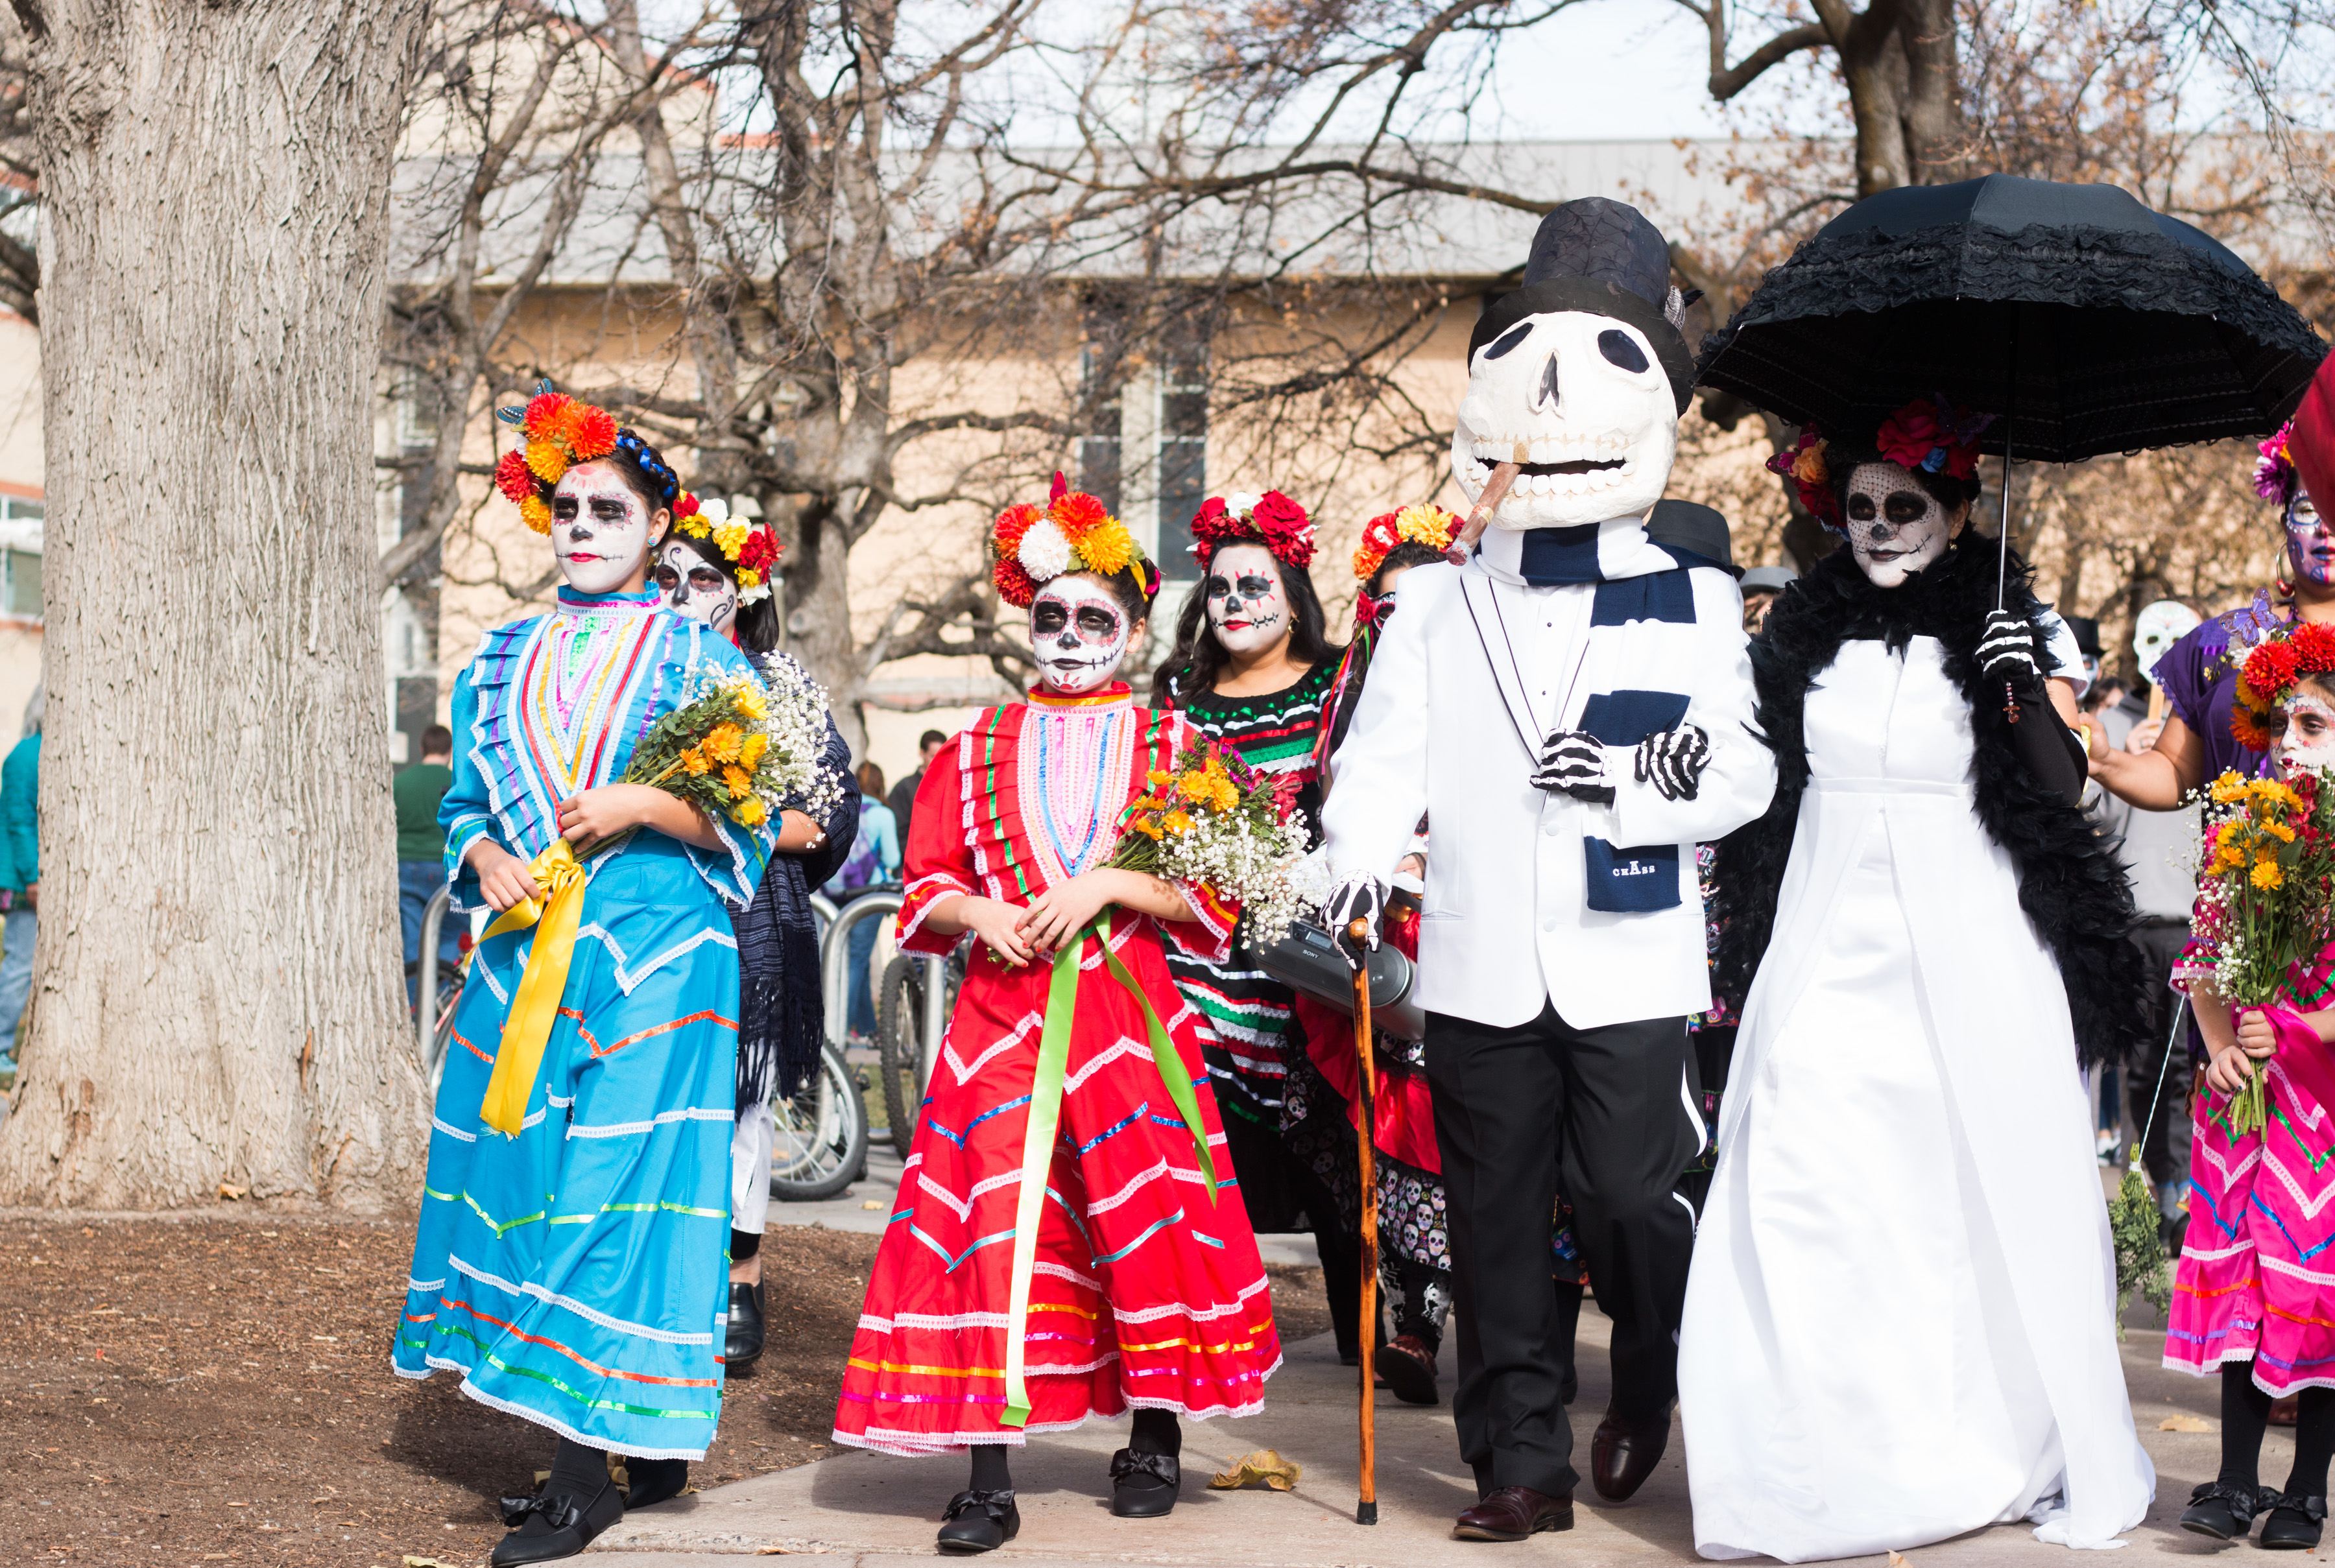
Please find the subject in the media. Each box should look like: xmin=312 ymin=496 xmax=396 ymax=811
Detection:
xmin=1000 ymin=911 xmax=1217 ymax=1429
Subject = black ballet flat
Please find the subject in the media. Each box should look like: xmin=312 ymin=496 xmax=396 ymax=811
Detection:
xmin=726 ymin=1279 xmax=765 ymax=1368
xmin=937 ymin=1488 xmax=1019 ymax=1553
xmin=491 ymin=1476 xmax=624 ymax=1565
xmin=622 ymin=1456 xmax=688 ymax=1511
xmin=1109 ymin=1449 xmax=1180 ymax=1518
xmin=2259 ymin=1492 xmax=2326 ymax=1550
xmin=2180 ymin=1480 xmax=2267 ymax=1541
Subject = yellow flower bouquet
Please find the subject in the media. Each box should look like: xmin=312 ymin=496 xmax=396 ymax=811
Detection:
xmin=1107 ymin=739 xmax=1306 ymax=942
xmin=2195 ymin=768 xmax=2335 ymax=1132
xmin=593 ymin=663 xmax=844 ymax=854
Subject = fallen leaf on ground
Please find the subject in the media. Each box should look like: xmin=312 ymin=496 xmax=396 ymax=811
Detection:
xmin=403 ymin=1557 xmax=452 ymax=1567
xmin=861 ymin=1200 xmax=881 ymax=1210
xmin=217 ymin=1183 xmax=246 ymax=1200
xmin=1887 ymin=1554 xmax=1910 ymax=1568
xmin=1210 ymin=1449 xmax=1302 ymax=1490
xmin=757 ymin=1548 xmax=791 ymax=1556
xmin=2160 ymin=1413 xmax=2216 ymax=1432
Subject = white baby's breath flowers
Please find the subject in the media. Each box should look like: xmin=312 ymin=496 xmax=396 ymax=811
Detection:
xmin=1155 ymin=804 xmax=1304 ymax=945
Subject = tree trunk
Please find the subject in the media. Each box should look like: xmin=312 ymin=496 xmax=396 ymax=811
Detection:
xmin=0 ymin=0 xmax=432 ymax=1207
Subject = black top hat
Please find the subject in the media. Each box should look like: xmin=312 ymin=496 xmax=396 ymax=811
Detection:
xmin=1468 ymin=198 xmax=1695 ymax=412
xmin=2063 ymin=615 xmax=2102 ymax=658
xmin=1647 ymin=499 xmax=1738 ymax=577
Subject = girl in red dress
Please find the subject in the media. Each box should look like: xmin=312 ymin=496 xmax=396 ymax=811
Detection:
xmin=832 ymin=482 xmax=1282 ymax=1554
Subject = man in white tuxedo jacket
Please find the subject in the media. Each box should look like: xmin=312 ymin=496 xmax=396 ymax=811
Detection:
xmin=1321 ymin=198 xmax=1776 ymax=1539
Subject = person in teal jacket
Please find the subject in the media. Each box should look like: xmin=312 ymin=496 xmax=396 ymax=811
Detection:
xmin=0 ymin=689 xmax=40 ymax=1088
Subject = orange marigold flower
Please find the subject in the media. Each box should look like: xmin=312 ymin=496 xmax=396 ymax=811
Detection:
xmin=518 ymin=493 xmax=554 ymax=535
xmin=1134 ymin=814 xmax=1164 ymax=840
xmin=522 ymin=392 xmax=574 ymax=440
xmin=724 ymin=765 xmax=754 ymax=799
xmin=525 ymin=438 xmax=569 ymax=485
xmin=2254 ymin=859 xmax=2284 ymax=890
xmin=571 ymin=406 xmax=618 ymax=461
xmin=1077 ymin=518 xmax=1136 ymax=576
xmin=1051 ymin=491 xmax=1110 ymax=540
xmin=681 ymin=748 xmax=712 ymax=777
xmin=1162 ymin=809 xmax=1196 ymax=835
xmin=703 ymin=722 xmax=745 ymax=765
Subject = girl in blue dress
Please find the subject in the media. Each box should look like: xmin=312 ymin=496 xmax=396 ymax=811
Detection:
xmin=395 ymin=390 xmax=776 ymax=1565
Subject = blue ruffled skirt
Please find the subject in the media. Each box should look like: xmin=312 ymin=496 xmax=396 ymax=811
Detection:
xmin=394 ymin=838 xmax=740 ymax=1458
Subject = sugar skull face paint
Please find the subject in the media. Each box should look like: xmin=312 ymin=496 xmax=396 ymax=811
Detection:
xmin=1845 ymin=461 xmax=1956 ymax=588
xmin=553 ymin=460 xmax=660 ymax=595
xmin=1205 ymin=543 xmax=1287 ymax=656
xmin=1373 ymin=561 xmax=1420 ymax=623
xmin=653 ymin=539 xmax=738 ymax=637
xmin=2286 ymin=489 xmax=2331 ymax=587
xmin=1029 ymin=575 xmax=1132 ymax=695
xmin=2277 ymin=685 xmax=2335 ymax=774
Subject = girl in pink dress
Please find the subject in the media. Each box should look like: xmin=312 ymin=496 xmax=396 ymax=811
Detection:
xmin=2168 ymin=612 xmax=2335 ymax=1549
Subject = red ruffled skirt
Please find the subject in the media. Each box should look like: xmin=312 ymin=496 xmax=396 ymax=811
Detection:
xmin=832 ymin=923 xmax=1281 ymax=1455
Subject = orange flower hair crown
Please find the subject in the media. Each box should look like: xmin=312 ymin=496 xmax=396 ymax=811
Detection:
xmin=491 ymin=381 xmax=712 ymax=556
xmin=989 ymin=471 xmax=1156 ymax=608
xmin=672 ymin=498 xmax=784 ymax=605
xmin=1354 ymin=502 xmax=1465 ymax=583
xmin=2233 ymin=619 xmax=2335 ymax=752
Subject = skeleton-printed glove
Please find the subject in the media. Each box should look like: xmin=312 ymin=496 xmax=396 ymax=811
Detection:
xmin=1322 ymin=872 xmax=1387 ymax=973
xmin=1978 ymin=610 xmax=2041 ymax=686
xmin=1532 ymin=730 xmax=1615 ymax=803
xmin=1633 ymin=723 xmax=1712 ymax=802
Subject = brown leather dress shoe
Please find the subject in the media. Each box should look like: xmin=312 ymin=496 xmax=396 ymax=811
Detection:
xmin=1453 ymin=1485 xmax=1574 ymax=1541
xmin=1590 ymin=1402 xmax=1674 ymax=1502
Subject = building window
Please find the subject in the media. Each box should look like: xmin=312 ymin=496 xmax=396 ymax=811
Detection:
xmin=1077 ymin=344 xmax=1122 ymax=516
xmin=1156 ymin=343 xmax=1208 ymax=583
xmin=0 ymin=497 xmax=42 ymax=622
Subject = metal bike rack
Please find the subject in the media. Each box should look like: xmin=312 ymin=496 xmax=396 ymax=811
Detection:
xmin=817 ymin=886 xmax=948 ymax=1092
xmin=416 ymin=883 xmax=451 ymax=1073
xmin=820 ymin=888 xmax=904 ymax=1048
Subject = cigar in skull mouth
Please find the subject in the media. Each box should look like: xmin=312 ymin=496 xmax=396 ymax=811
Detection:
xmin=1452 ymin=462 xmax=1520 ymax=554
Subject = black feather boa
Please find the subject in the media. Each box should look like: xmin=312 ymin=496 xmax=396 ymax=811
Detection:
xmin=1710 ymin=539 xmax=2148 ymax=1067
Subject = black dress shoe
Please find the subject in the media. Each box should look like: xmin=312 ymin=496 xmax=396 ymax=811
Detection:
xmin=623 ymin=1456 xmax=688 ymax=1510
xmin=726 ymin=1280 xmax=765 ymax=1368
xmin=1108 ymin=1449 xmax=1180 ymax=1518
xmin=1452 ymin=1485 xmax=1574 ymax=1540
xmin=1590 ymin=1401 xmax=1673 ymax=1502
xmin=2179 ymin=1480 xmax=2266 ymax=1541
xmin=937 ymin=1488 xmax=1019 ymax=1554
xmin=491 ymin=1477 xmax=624 ymax=1565
xmin=2260 ymin=1492 xmax=2326 ymax=1549
xmin=1374 ymin=1335 xmax=1439 ymax=1406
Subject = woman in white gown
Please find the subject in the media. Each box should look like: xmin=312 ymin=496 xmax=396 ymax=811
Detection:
xmin=1681 ymin=407 xmax=2157 ymax=1561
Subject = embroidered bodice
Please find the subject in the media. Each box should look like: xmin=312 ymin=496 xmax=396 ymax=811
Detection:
xmin=438 ymin=586 xmax=772 ymax=910
xmin=894 ymin=683 xmax=1236 ymax=960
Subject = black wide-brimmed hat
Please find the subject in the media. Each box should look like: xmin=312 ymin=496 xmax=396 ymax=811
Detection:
xmin=1471 ymin=198 xmax=1695 ymax=413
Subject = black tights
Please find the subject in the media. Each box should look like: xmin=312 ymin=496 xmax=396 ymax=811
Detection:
xmin=965 ymin=1409 xmax=1180 ymax=1492
xmin=2221 ymin=1363 xmax=2335 ymax=1497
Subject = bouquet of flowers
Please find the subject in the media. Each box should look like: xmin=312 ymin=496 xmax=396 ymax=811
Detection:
xmin=1107 ymin=739 xmax=1307 ymax=943
xmin=590 ymin=661 xmax=844 ymax=857
xmin=2194 ymin=768 xmax=2335 ymax=1132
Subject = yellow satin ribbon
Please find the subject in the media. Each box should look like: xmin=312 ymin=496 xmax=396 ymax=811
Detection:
xmin=476 ymin=839 xmax=589 ymax=1137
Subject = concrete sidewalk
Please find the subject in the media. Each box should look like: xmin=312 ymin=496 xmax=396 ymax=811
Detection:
xmin=590 ymin=1303 xmax=2251 ymax=1565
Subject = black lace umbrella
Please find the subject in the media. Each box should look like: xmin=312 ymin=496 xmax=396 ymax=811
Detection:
xmin=1695 ymin=174 xmax=2327 ymax=462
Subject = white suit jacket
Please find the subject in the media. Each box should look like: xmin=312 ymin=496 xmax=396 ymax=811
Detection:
xmin=1322 ymin=547 xmax=1776 ymax=1031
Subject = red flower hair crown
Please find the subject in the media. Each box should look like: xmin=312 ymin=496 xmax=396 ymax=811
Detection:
xmin=1189 ymin=490 xmax=1317 ymax=571
xmin=2234 ymin=619 xmax=2335 ymax=752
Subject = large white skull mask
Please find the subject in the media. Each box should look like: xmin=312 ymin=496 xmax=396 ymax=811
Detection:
xmin=1452 ymin=310 xmax=1678 ymax=530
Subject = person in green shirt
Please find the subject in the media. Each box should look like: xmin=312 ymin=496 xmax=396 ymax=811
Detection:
xmin=396 ymin=724 xmax=459 ymax=1002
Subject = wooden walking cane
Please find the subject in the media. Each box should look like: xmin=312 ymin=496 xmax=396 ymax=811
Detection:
xmin=1347 ymin=918 xmax=1381 ymax=1526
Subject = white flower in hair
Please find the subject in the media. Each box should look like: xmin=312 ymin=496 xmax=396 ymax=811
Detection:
xmin=699 ymin=497 xmax=730 ymax=526
xmin=1018 ymin=517 xmax=1073 ymax=580
xmin=737 ymin=580 xmax=772 ymax=606
xmin=1227 ymin=491 xmax=1261 ymax=517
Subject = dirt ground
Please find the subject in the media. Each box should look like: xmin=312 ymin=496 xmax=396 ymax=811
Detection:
xmin=0 ymin=1212 xmax=1332 ymax=1568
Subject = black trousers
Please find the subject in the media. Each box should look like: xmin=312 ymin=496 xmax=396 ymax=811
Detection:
xmin=2125 ymin=920 xmax=2194 ymax=1185
xmin=1426 ymin=1003 xmax=1700 ymax=1501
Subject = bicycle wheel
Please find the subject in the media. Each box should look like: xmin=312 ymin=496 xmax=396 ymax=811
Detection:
xmin=769 ymin=1040 xmax=870 ymax=1202
xmin=409 ymin=958 xmax=464 ymax=1096
xmin=874 ymin=953 xmax=926 ymax=1152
